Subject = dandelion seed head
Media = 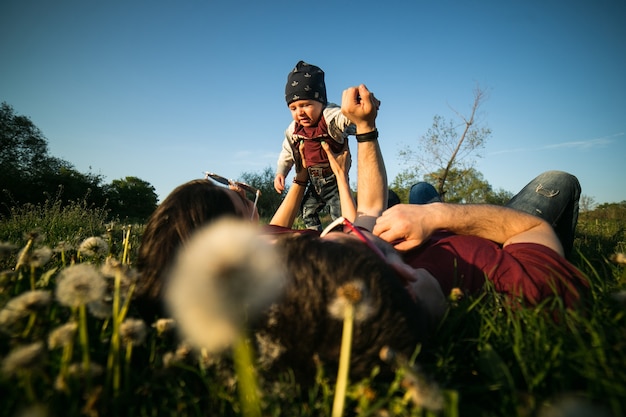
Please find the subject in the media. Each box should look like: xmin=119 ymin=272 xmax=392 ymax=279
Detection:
xmin=537 ymin=394 xmax=612 ymax=417
xmin=23 ymin=229 xmax=45 ymax=244
xmin=162 ymin=352 xmax=176 ymax=368
xmin=0 ymin=290 xmax=52 ymax=330
xmin=255 ymin=331 xmax=285 ymax=370
xmin=48 ymin=322 xmax=78 ymax=349
xmin=163 ymin=342 xmax=192 ymax=368
xmin=100 ymin=257 xmax=139 ymax=288
xmin=54 ymin=241 xmax=73 ymax=253
xmin=7 ymin=290 xmax=52 ymax=312
xmin=401 ymin=372 xmax=444 ymax=411
xmin=30 ymin=247 xmax=53 ymax=268
xmin=13 ymin=404 xmax=48 ymax=417
xmin=165 ymin=218 xmax=286 ymax=353
xmin=87 ymin=300 xmax=112 ymax=319
xmin=328 ymin=280 xmax=374 ymax=322
xmin=67 ymin=361 xmax=104 ymax=378
xmin=609 ymin=252 xmax=626 ymax=266
xmin=1 ymin=341 xmax=45 ymax=376
xmin=78 ymin=236 xmax=109 ymax=257
xmin=152 ymin=318 xmax=176 ymax=335
xmin=119 ymin=318 xmax=147 ymax=346
xmin=0 ymin=307 xmax=23 ymax=330
xmin=55 ymin=263 xmax=107 ymax=307
xmin=0 ymin=242 xmax=17 ymax=259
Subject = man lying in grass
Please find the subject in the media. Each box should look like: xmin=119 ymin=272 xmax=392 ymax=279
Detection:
xmin=139 ymin=85 xmax=589 ymax=389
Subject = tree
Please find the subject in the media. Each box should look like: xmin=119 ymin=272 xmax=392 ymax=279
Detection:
xmin=106 ymin=177 xmax=158 ymax=223
xmin=485 ymin=188 xmax=514 ymax=205
xmin=398 ymin=85 xmax=491 ymax=201
xmin=424 ymin=167 xmax=493 ymax=203
xmin=0 ymin=102 xmax=49 ymax=176
xmin=1 ymin=102 xmax=158 ymax=220
xmin=580 ymin=194 xmax=596 ymax=213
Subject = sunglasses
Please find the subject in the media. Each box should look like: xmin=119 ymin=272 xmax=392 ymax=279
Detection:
xmin=203 ymin=171 xmax=261 ymax=220
xmin=321 ymin=217 xmax=418 ymax=291
xmin=321 ymin=217 xmax=387 ymax=259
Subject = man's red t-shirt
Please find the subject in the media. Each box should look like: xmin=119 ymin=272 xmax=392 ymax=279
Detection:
xmin=402 ymin=232 xmax=589 ymax=308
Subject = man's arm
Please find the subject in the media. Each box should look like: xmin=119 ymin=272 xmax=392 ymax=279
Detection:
xmin=373 ymin=202 xmax=565 ymax=256
xmin=340 ymin=84 xmax=386 ymax=231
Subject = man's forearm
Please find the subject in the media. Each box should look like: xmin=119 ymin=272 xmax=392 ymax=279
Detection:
xmin=432 ymin=203 xmax=564 ymax=255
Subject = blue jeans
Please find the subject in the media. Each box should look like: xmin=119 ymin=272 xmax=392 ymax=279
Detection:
xmin=505 ymin=170 xmax=580 ymax=257
xmin=301 ymin=171 xmax=342 ymax=231
xmin=408 ymin=171 xmax=581 ymax=257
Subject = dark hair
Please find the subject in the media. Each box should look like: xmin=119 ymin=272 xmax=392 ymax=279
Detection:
xmin=253 ymin=233 xmax=431 ymax=385
xmin=135 ymin=179 xmax=240 ymax=321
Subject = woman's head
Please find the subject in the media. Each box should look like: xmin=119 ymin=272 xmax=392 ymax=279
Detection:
xmin=253 ymin=233 xmax=431 ymax=385
xmin=135 ymin=179 xmax=256 ymax=320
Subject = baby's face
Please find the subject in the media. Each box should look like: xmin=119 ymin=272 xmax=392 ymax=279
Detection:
xmin=288 ymin=100 xmax=324 ymax=127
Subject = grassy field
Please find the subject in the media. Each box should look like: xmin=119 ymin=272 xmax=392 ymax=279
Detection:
xmin=0 ymin=199 xmax=624 ymax=417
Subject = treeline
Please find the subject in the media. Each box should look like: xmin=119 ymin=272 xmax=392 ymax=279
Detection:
xmin=0 ymin=102 xmax=158 ymax=223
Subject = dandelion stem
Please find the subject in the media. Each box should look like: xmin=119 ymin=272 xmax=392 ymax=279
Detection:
xmin=19 ymin=370 xmax=36 ymax=402
xmin=106 ymin=270 xmax=122 ymax=396
xmin=29 ymin=265 xmax=36 ymax=290
xmin=78 ymin=303 xmax=92 ymax=388
xmin=122 ymin=226 xmax=131 ymax=265
xmin=332 ymin=302 xmax=355 ymax=417
xmin=124 ymin=343 xmax=133 ymax=390
xmin=233 ymin=334 xmax=261 ymax=417
xmin=15 ymin=239 xmax=33 ymax=270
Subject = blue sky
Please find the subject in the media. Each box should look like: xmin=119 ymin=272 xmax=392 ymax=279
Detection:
xmin=1 ymin=0 xmax=625 ymax=205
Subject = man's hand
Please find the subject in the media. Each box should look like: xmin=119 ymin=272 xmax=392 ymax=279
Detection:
xmin=373 ymin=203 xmax=440 ymax=251
xmin=341 ymin=84 xmax=379 ymax=133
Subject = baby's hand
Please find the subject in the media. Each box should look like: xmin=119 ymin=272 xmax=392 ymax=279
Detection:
xmin=274 ymin=174 xmax=286 ymax=193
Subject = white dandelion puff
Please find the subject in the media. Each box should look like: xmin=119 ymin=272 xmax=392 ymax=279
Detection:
xmin=255 ymin=331 xmax=285 ymax=370
xmin=1 ymin=341 xmax=45 ymax=376
xmin=100 ymin=257 xmax=138 ymax=283
xmin=165 ymin=218 xmax=286 ymax=353
xmin=12 ymin=404 xmax=48 ymax=417
xmin=119 ymin=318 xmax=147 ymax=346
xmin=328 ymin=280 xmax=374 ymax=322
xmin=55 ymin=263 xmax=107 ymax=308
xmin=29 ymin=247 xmax=53 ymax=268
xmin=48 ymin=322 xmax=78 ymax=349
xmin=78 ymin=236 xmax=109 ymax=258
xmin=0 ymin=307 xmax=22 ymax=330
xmin=610 ymin=252 xmax=626 ymax=266
xmin=162 ymin=352 xmax=176 ymax=368
xmin=87 ymin=300 xmax=112 ymax=319
xmin=379 ymin=346 xmax=444 ymax=412
xmin=54 ymin=241 xmax=73 ymax=253
xmin=0 ymin=290 xmax=51 ymax=329
xmin=5 ymin=290 xmax=52 ymax=313
xmin=67 ymin=361 xmax=104 ymax=378
xmin=23 ymin=230 xmax=45 ymax=244
xmin=162 ymin=342 xmax=192 ymax=368
xmin=0 ymin=242 xmax=17 ymax=259
xmin=152 ymin=318 xmax=176 ymax=336
xmin=100 ymin=257 xmax=138 ymax=301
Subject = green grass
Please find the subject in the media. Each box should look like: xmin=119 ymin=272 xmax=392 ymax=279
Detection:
xmin=0 ymin=202 xmax=624 ymax=417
